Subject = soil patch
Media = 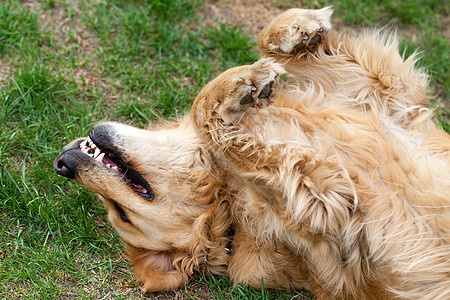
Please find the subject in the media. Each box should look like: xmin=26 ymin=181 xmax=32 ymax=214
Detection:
xmin=0 ymin=61 xmax=11 ymax=85
xmin=198 ymin=0 xmax=289 ymax=36
xmin=22 ymin=0 xmax=104 ymax=90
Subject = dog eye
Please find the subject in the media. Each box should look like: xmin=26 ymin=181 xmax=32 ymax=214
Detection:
xmin=114 ymin=202 xmax=131 ymax=223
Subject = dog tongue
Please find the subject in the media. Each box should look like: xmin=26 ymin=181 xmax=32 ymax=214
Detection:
xmin=103 ymin=155 xmax=118 ymax=168
xmin=131 ymin=183 xmax=148 ymax=194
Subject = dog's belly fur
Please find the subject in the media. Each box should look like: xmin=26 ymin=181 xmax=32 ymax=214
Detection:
xmin=220 ymin=97 xmax=449 ymax=298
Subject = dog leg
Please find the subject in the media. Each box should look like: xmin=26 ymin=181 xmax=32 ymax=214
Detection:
xmin=259 ymin=7 xmax=434 ymax=132
xmin=191 ymin=58 xmax=285 ymax=158
xmin=258 ymin=7 xmax=332 ymax=56
xmin=191 ymin=59 xmax=382 ymax=299
xmin=228 ymin=224 xmax=312 ymax=291
xmin=191 ymin=57 xmax=284 ymax=127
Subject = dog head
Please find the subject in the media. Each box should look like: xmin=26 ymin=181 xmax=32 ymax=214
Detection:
xmin=54 ymin=118 xmax=230 ymax=291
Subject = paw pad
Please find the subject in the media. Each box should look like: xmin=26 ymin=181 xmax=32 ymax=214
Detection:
xmin=240 ymin=93 xmax=253 ymax=105
xmin=258 ymin=83 xmax=271 ymax=99
xmin=239 ymin=80 xmax=278 ymax=108
xmin=292 ymin=28 xmax=325 ymax=54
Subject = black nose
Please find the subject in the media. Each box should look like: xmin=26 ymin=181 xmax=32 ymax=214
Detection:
xmin=53 ymin=156 xmax=75 ymax=179
xmin=54 ymin=139 xmax=85 ymax=179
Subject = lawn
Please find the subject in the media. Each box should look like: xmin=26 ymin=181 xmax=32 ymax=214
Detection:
xmin=0 ymin=0 xmax=448 ymax=299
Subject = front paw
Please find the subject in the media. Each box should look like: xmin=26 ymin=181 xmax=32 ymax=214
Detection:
xmin=238 ymin=60 xmax=281 ymax=109
xmin=191 ymin=58 xmax=284 ymax=128
xmin=228 ymin=58 xmax=284 ymax=113
xmin=259 ymin=6 xmax=333 ymax=55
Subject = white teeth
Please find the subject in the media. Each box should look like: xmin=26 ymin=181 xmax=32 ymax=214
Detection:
xmin=106 ymin=164 xmax=111 ymax=168
xmin=96 ymin=153 xmax=105 ymax=162
xmin=80 ymin=140 xmax=87 ymax=147
xmin=94 ymin=148 xmax=101 ymax=158
xmin=112 ymin=166 xmax=118 ymax=171
xmin=86 ymin=136 xmax=96 ymax=148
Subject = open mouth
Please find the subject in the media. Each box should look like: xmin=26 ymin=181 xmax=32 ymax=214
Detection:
xmin=79 ymin=135 xmax=154 ymax=201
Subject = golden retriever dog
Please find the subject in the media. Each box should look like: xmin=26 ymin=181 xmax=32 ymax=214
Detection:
xmin=54 ymin=7 xmax=450 ymax=299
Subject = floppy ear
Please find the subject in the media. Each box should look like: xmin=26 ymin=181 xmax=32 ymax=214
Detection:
xmin=125 ymin=245 xmax=189 ymax=292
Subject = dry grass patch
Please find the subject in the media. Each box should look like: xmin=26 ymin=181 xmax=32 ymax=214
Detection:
xmin=23 ymin=0 xmax=104 ymax=90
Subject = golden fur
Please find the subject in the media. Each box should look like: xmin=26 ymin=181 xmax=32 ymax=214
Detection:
xmin=55 ymin=7 xmax=450 ymax=299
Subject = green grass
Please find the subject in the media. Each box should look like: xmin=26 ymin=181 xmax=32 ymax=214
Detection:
xmin=0 ymin=0 xmax=448 ymax=298
xmin=0 ymin=0 xmax=40 ymax=55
